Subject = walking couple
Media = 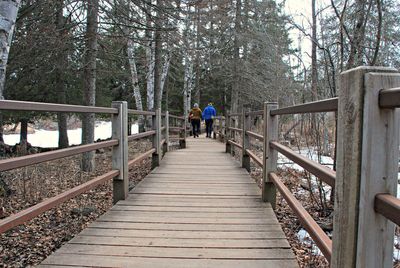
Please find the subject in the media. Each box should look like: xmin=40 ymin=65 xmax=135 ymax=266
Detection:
xmin=189 ymin=103 xmax=217 ymax=138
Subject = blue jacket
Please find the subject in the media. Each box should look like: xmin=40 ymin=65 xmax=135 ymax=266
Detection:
xmin=202 ymin=105 xmax=216 ymax=120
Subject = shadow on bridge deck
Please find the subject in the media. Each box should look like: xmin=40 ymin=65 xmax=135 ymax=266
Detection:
xmin=39 ymin=135 xmax=297 ymax=268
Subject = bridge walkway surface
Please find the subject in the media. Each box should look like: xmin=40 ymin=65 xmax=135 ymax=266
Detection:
xmin=39 ymin=135 xmax=297 ymax=268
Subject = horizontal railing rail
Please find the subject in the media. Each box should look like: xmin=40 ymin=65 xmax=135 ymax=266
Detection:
xmin=270 ymin=172 xmax=332 ymax=261
xmin=374 ymin=193 xmax=400 ymax=226
xmin=246 ymin=110 xmax=263 ymax=116
xmin=128 ymin=130 xmax=156 ymax=141
xmin=128 ymin=148 xmax=156 ymax=169
xmin=270 ymin=141 xmax=336 ymax=187
xmin=0 ymin=140 xmax=118 ymax=172
xmin=0 ymin=100 xmax=118 ymax=114
xmin=379 ymin=87 xmax=400 ymax=109
xmin=228 ymin=140 xmax=243 ymax=150
xmin=228 ymin=127 xmax=243 ymax=133
xmin=0 ymin=170 xmax=119 ymax=234
xmin=128 ymin=109 xmax=156 ymax=116
xmin=169 ymin=127 xmax=184 ymax=132
xmin=246 ymin=130 xmax=263 ymax=141
xmin=246 ymin=149 xmax=262 ymax=167
xmin=270 ymin=98 xmax=338 ymax=116
xmin=169 ymin=114 xmax=185 ymax=120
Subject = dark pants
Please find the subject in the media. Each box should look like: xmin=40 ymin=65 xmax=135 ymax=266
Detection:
xmin=191 ymin=119 xmax=201 ymax=136
xmin=205 ymin=119 xmax=213 ymax=137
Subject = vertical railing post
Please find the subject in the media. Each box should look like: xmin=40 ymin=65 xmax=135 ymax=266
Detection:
xmin=262 ymin=102 xmax=278 ymax=207
xmin=332 ymin=66 xmax=400 ymax=268
xmin=213 ymin=117 xmax=217 ymax=139
xmin=111 ymin=101 xmax=128 ymax=204
xmin=231 ymin=117 xmax=236 ymax=156
xmin=219 ymin=117 xmax=223 ymax=142
xmin=164 ymin=111 xmax=169 ymax=153
xmin=152 ymin=108 xmax=161 ymax=169
xmin=225 ymin=114 xmax=231 ymax=153
xmin=179 ymin=117 xmax=186 ymax=149
xmin=242 ymin=108 xmax=251 ymax=172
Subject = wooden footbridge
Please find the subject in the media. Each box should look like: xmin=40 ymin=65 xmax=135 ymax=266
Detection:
xmin=1 ymin=67 xmax=400 ymax=268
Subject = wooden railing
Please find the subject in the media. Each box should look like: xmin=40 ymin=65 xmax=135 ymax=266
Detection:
xmin=217 ymin=66 xmax=400 ymax=268
xmin=0 ymin=100 xmax=186 ymax=234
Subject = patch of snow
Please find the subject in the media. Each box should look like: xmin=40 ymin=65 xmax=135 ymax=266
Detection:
xmin=277 ymin=148 xmax=334 ymax=172
xmin=4 ymin=121 xmax=138 ymax=148
xmin=394 ymin=235 xmax=400 ymax=262
xmin=297 ymin=229 xmax=323 ymax=256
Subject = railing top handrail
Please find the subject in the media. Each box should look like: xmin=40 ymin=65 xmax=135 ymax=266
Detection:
xmin=374 ymin=193 xmax=400 ymax=226
xmin=246 ymin=110 xmax=263 ymax=116
xmin=169 ymin=114 xmax=185 ymax=120
xmin=227 ymin=113 xmax=242 ymax=117
xmin=128 ymin=109 xmax=156 ymax=116
xmin=270 ymin=97 xmax=338 ymax=116
xmin=379 ymin=87 xmax=400 ymax=109
xmin=0 ymin=100 xmax=119 ymax=114
xmin=270 ymin=141 xmax=336 ymax=187
xmin=0 ymin=140 xmax=119 ymax=172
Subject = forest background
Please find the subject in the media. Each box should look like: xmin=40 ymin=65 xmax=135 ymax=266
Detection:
xmin=0 ymin=0 xmax=399 ymax=168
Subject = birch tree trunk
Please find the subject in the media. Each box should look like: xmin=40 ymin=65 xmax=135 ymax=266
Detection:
xmin=81 ymin=0 xmax=99 ymax=172
xmin=56 ymin=0 xmax=69 ymax=148
xmin=0 ymin=0 xmax=21 ymax=143
xmin=127 ymin=40 xmax=143 ymax=111
xmin=127 ymin=38 xmax=145 ymax=132
xmin=145 ymin=7 xmax=154 ymax=112
xmin=160 ymin=52 xmax=170 ymax=99
xmin=183 ymin=56 xmax=193 ymax=117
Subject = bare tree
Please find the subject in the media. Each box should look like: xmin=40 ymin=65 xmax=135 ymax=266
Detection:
xmin=55 ymin=0 xmax=69 ymax=148
xmin=81 ymin=0 xmax=99 ymax=172
xmin=0 ymin=0 xmax=21 ymax=142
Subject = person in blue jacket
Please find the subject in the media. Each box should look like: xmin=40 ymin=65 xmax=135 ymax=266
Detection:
xmin=202 ymin=103 xmax=217 ymax=138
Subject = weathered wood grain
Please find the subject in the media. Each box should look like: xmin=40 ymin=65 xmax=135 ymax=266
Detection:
xmin=40 ymin=136 xmax=296 ymax=267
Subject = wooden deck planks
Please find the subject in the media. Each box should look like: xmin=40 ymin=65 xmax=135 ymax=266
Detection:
xmin=39 ymin=136 xmax=297 ymax=268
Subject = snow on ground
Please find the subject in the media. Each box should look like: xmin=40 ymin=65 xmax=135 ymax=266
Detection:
xmin=282 ymin=146 xmax=400 ymax=261
xmin=4 ymin=121 xmax=139 ymax=148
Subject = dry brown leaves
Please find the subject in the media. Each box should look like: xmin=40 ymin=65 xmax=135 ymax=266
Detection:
xmin=0 ymin=140 xmax=152 ymax=267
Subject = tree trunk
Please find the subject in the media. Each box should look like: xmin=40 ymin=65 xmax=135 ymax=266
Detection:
xmin=145 ymin=6 xmax=154 ymax=112
xmin=193 ymin=5 xmax=201 ymax=104
xmin=56 ymin=0 xmax=69 ymax=148
xmin=310 ymin=0 xmax=318 ymax=133
xmin=160 ymin=52 xmax=171 ymax=99
xmin=346 ymin=0 xmax=367 ymax=69
xmin=311 ymin=0 xmax=318 ymax=101
xmin=230 ymin=0 xmax=241 ymax=114
xmin=127 ymin=39 xmax=145 ymax=132
xmin=153 ymin=0 xmax=162 ymax=110
xmin=81 ymin=0 xmax=98 ymax=172
xmin=0 ymin=0 xmax=21 ymax=143
xmin=183 ymin=55 xmax=193 ymax=117
xmin=20 ymin=118 xmax=28 ymax=142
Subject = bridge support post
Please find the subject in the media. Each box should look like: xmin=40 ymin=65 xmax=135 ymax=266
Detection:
xmin=219 ymin=117 xmax=224 ymax=142
xmin=164 ymin=111 xmax=169 ymax=153
xmin=332 ymin=66 xmax=400 ymax=268
xmin=111 ymin=101 xmax=128 ymax=204
xmin=242 ymin=108 xmax=251 ymax=172
xmin=152 ymin=108 xmax=161 ymax=169
xmin=262 ymin=102 xmax=278 ymax=207
xmin=179 ymin=117 xmax=186 ymax=149
xmin=225 ymin=114 xmax=231 ymax=153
